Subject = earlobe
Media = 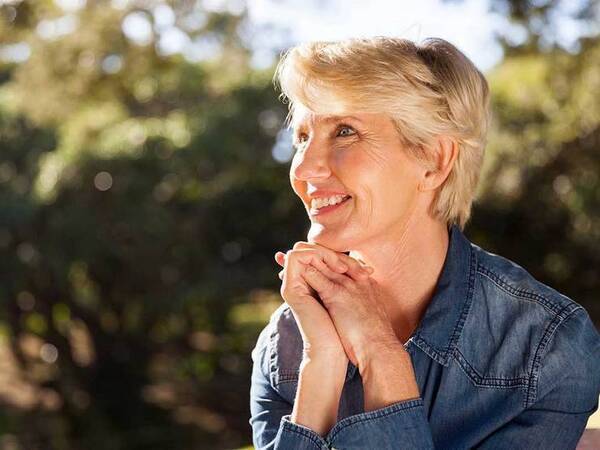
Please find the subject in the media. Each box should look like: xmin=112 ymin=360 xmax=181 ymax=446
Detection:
xmin=418 ymin=176 xmax=432 ymax=192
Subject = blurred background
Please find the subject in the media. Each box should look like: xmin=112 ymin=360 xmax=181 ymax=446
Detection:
xmin=0 ymin=0 xmax=599 ymax=448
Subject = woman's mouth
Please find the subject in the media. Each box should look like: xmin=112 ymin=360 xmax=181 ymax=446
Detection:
xmin=309 ymin=195 xmax=352 ymax=216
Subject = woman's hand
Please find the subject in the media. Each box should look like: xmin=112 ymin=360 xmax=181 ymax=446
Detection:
xmin=276 ymin=242 xmax=399 ymax=368
xmin=275 ymin=243 xmax=366 ymax=361
xmin=275 ymin=244 xmax=356 ymax=434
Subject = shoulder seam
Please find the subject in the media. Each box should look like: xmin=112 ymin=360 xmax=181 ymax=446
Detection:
xmin=476 ymin=263 xmax=568 ymax=316
xmin=524 ymin=304 xmax=583 ymax=408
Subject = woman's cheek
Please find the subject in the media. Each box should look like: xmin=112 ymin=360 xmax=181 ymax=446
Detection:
xmin=332 ymin=145 xmax=364 ymax=173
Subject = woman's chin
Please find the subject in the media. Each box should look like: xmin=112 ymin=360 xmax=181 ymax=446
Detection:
xmin=307 ymin=225 xmax=352 ymax=251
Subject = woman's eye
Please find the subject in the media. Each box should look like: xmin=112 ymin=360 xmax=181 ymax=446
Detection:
xmin=292 ymin=126 xmax=354 ymax=150
xmin=337 ymin=125 xmax=356 ymax=137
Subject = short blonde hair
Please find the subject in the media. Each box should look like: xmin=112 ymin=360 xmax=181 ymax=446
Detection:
xmin=273 ymin=36 xmax=491 ymax=230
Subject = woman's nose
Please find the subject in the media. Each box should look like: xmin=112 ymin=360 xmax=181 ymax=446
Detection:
xmin=290 ymin=142 xmax=331 ymax=181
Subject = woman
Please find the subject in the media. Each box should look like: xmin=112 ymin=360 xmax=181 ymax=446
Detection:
xmin=249 ymin=36 xmax=600 ymax=449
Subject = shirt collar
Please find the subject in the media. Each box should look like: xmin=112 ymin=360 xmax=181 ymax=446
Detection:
xmin=345 ymin=223 xmax=477 ymax=381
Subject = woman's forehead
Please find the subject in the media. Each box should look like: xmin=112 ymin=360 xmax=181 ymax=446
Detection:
xmin=292 ymin=105 xmax=365 ymax=129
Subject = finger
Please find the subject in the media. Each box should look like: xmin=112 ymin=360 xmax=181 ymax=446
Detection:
xmin=274 ymin=251 xmax=286 ymax=267
xmin=281 ymin=250 xmax=330 ymax=297
xmin=337 ymin=253 xmax=374 ymax=280
xmin=301 ymin=265 xmax=339 ymax=301
xmin=306 ymin=254 xmax=340 ymax=278
xmin=281 ymin=251 xmax=344 ymax=299
xmin=292 ymin=242 xmax=348 ymax=273
xmin=286 ymin=248 xmax=346 ymax=276
xmin=280 ymin=257 xmax=319 ymax=302
xmin=307 ymin=259 xmax=350 ymax=285
xmin=295 ymin=242 xmax=372 ymax=280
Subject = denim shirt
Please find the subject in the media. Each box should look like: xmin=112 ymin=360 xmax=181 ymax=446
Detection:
xmin=249 ymin=224 xmax=600 ymax=449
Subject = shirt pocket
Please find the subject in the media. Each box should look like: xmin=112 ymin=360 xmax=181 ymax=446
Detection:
xmin=457 ymin=277 xmax=551 ymax=387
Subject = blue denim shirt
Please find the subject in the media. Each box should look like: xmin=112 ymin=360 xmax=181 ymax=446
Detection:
xmin=249 ymin=224 xmax=600 ymax=449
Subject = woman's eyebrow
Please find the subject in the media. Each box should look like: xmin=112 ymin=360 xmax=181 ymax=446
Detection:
xmin=321 ymin=115 xmax=363 ymax=124
xmin=292 ymin=115 xmax=363 ymax=134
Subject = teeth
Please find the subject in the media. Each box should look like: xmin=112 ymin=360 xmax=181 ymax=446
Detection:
xmin=310 ymin=195 xmax=349 ymax=210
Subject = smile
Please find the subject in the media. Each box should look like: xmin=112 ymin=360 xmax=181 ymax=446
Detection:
xmin=309 ymin=195 xmax=352 ymax=216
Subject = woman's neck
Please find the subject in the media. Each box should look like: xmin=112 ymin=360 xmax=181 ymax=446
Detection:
xmin=348 ymin=218 xmax=450 ymax=344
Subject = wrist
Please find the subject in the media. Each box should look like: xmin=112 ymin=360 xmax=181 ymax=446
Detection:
xmin=301 ymin=348 xmax=348 ymax=368
xmin=292 ymin=354 xmax=347 ymax=436
xmin=358 ymin=341 xmax=421 ymax=412
xmin=299 ymin=351 xmax=349 ymax=386
xmin=355 ymin=335 xmax=403 ymax=371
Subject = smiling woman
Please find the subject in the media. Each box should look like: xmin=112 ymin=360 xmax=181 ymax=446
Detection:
xmin=277 ymin=36 xmax=490 ymax=230
xmin=249 ymin=36 xmax=600 ymax=450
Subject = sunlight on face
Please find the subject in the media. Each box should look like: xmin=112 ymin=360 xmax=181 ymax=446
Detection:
xmin=289 ymin=106 xmax=426 ymax=251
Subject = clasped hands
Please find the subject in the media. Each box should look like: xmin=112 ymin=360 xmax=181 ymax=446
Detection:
xmin=274 ymin=241 xmax=402 ymax=369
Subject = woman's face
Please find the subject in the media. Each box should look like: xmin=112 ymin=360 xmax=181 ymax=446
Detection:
xmin=290 ymin=107 xmax=427 ymax=251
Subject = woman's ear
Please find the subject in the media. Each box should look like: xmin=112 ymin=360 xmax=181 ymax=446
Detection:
xmin=418 ymin=136 xmax=458 ymax=192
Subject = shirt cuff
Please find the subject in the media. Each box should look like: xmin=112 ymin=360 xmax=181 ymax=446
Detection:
xmin=325 ymin=398 xmax=435 ymax=450
xmin=276 ymin=414 xmax=330 ymax=449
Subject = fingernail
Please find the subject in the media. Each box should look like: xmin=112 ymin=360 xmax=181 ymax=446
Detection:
xmin=364 ymin=266 xmax=374 ymax=273
xmin=337 ymin=263 xmax=348 ymax=272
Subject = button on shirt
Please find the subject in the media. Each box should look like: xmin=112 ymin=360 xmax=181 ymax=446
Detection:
xmin=249 ymin=224 xmax=600 ymax=449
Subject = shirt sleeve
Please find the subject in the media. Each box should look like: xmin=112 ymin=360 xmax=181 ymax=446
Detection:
xmin=324 ymin=397 xmax=435 ymax=449
xmin=475 ymin=307 xmax=600 ymax=450
xmin=249 ymin=320 xmax=329 ymax=450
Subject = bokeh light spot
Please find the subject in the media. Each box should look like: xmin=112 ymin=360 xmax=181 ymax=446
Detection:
xmin=101 ymin=54 xmax=123 ymax=74
xmin=271 ymin=128 xmax=294 ymax=163
xmin=122 ymin=11 xmax=153 ymax=45
xmin=17 ymin=291 xmax=36 ymax=311
xmin=94 ymin=171 xmax=113 ymax=191
xmin=40 ymin=343 xmax=59 ymax=364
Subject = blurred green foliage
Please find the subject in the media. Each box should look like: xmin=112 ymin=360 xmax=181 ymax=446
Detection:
xmin=0 ymin=0 xmax=598 ymax=449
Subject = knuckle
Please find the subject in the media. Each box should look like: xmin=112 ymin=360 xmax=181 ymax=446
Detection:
xmin=324 ymin=279 xmax=338 ymax=291
xmin=355 ymin=271 xmax=369 ymax=280
xmin=293 ymin=241 xmax=308 ymax=250
xmin=285 ymin=250 xmax=297 ymax=262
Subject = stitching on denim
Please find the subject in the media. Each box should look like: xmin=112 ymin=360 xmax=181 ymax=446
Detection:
xmin=326 ymin=398 xmax=424 ymax=442
xmin=476 ymin=265 xmax=563 ymax=315
xmin=524 ymin=305 xmax=583 ymax=408
xmin=277 ymin=371 xmax=299 ymax=384
xmin=453 ymin=348 xmax=528 ymax=388
xmin=282 ymin=419 xmax=328 ymax=448
xmin=445 ymin=246 xmax=477 ymax=360
xmin=410 ymin=245 xmax=478 ymax=367
xmin=411 ymin=335 xmax=447 ymax=366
